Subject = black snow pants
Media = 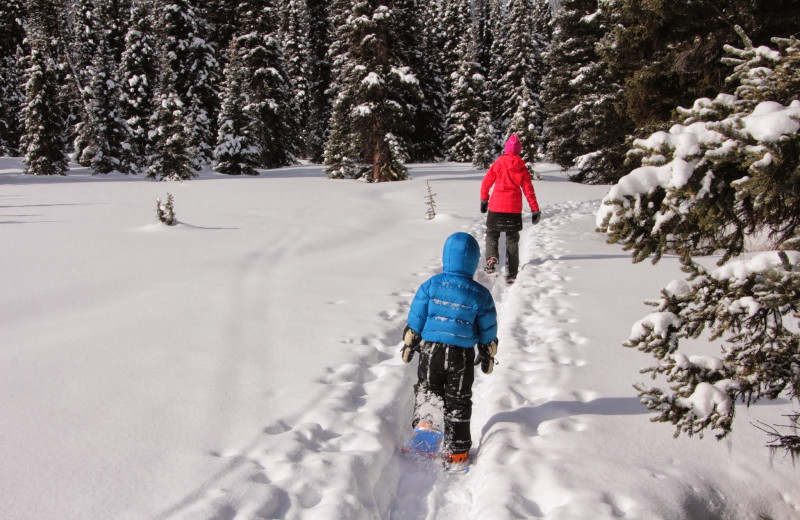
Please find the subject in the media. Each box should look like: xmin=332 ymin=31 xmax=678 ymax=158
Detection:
xmin=486 ymin=211 xmax=522 ymax=278
xmin=413 ymin=342 xmax=475 ymax=454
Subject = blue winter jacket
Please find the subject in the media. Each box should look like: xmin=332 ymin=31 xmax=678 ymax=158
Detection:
xmin=408 ymin=232 xmax=497 ymax=348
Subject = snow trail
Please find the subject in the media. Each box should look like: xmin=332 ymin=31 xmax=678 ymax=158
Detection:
xmin=159 ymin=199 xmax=596 ymax=520
xmin=388 ymin=200 xmax=598 ymax=519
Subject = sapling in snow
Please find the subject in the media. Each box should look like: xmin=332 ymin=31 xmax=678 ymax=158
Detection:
xmin=156 ymin=193 xmax=177 ymax=226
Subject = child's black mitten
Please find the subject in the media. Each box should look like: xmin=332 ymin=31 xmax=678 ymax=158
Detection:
xmin=478 ymin=339 xmax=499 ymax=374
xmin=401 ymin=326 xmax=422 ymax=363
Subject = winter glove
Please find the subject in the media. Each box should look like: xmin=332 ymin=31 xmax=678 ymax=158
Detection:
xmin=531 ymin=211 xmax=541 ymax=225
xmin=401 ymin=326 xmax=422 ymax=363
xmin=477 ymin=339 xmax=499 ymax=374
xmin=480 ymin=200 xmax=488 ymax=213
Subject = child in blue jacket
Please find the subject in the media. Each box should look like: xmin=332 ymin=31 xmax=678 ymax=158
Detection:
xmin=401 ymin=232 xmax=498 ymax=464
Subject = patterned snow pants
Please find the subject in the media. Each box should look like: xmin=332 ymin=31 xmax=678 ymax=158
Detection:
xmin=413 ymin=342 xmax=475 ymax=454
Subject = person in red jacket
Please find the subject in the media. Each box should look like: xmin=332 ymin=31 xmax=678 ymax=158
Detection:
xmin=479 ymin=134 xmax=541 ymax=283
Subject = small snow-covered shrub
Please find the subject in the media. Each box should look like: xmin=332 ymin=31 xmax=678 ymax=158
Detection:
xmin=156 ymin=193 xmax=177 ymax=226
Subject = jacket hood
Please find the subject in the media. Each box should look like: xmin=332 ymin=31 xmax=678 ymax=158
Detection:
xmin=442 ymin=232 xmax=480 ymax=277
xmin=504 ymin=134 xmax=522 ymax=155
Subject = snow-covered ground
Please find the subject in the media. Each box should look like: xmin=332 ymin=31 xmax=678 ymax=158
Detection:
xmin=1 ymin=158 xmax=797 ymax=520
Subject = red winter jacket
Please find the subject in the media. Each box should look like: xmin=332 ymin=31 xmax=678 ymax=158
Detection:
xmin=480 ymin=154 xmax=539 ymax=213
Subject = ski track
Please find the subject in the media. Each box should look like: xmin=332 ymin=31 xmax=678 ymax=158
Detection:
xmin=159 ymin=200 xmax=600 ymax=520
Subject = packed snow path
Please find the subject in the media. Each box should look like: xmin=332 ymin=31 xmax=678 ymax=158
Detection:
xmin=159 ymin=199 xmax=630 ymax=519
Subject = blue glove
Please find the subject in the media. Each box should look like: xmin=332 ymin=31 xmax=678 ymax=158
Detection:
xmin=531 ymin=211 xmax=541 ymax=225
xmin=480 ymin=200 xmax=488 ymax=213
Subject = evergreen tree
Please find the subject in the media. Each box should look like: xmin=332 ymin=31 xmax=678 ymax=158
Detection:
xmin=279 ymin=0 xmax=310 ymax=157
xmin=472 ymin=111 xmax=495 ymax=169
xmin=541 ymin=0 xmax=632 ymax=183
xmin=324 ymin=1 xmax=422 ymax=181
xmin=213 ymin=39 xmax=261 ymax=175
xmin=237 ymin=1 xmax=298 ymax=169
xmin=590 ymin=0 xmax=800 ymax=185
xmin=598 ymin=33 xmax=800 ymax=458
xmin=118 ymin=0 xmax=159 ymax=173
xmin=0 ymin=1 xmax=26 ymax=155
xmin=304 ymin=0 xmax=332 ymax=162
xmin=157 ymin=0 xmax=220 ymax=169
xmin=21 ymin=29 xmax=68 ymax=175
xmin=202 ymin=0 xmax=240 ymax=60
xmin=397 ymin=0 xmax=444 ymax=162
xmin=485 ymin=0 xmax=508 ymax=146
xmin=496 ymin=0 xmax=550 ymax=164
xmin=444 ymin=24 xmax=485 ymax=162
xmin=147 ymin=51 xmax=194 ymax=181
xmin=77 ymin=34 xmax=127 ymax=173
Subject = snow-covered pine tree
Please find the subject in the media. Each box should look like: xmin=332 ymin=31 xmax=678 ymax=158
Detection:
xmin=541 ymin=0 xmax=632 ymax=183
xmin=202 ymin=0 xmax=240 ymax=61
xmin=396 ymin=0 xmax=444 ymax=163
xmin=439 ymin=0 xmax=471 ymax=83
xmin=279 ymin=0 xmax=311 ymax=158
xmin=213 ymin=39 xmax=261 ymax=176
xmin=304 ymin=0 xmax=333 ymax=163
xmin=21 ymin=27 xmax=68 ymax=176
xmin=68 ymin=0 xmax=106 ymax=166
xmin=117 ymin=0 xmax=159 ymax=174
xmin=147 ymin=50 xmax=194 ymax=181
xmin=0 ymin=1 xmax=26 ymax=155
xmin=598 ymin=32 xmax=800 ymax=458
xmin=485 ymin=0 xmax=507 ymax=147
xmin=79 ymin=34 xmax=127 ymax=174
xmin=496 ymin=0 xmax=550 ymax=164
xmin=324 ymin=1 xmax=422 ymax=182
xmin=157 ymin=0 xmax=219 ymax=170
xmin=444 ymin=22 xmax=486 ymax=162
xmin=472 ymin=111 xmax=495 ymax=169
xmin=236 ymin=0 xmax=298 ymax=169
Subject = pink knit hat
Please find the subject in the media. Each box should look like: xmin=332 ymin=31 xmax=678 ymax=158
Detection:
xmin=504 ymin=134 xmax=522 ymax=155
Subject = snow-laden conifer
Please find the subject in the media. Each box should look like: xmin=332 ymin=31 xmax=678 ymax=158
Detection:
xmin=279 ymin=0 xmax=310 ymax=157
xmin=541 ymin=0 xmax=630 ymax=183
xmin=21 ymin=30 xmax=68 ymax=176
xmin=236 ymin=1 xmax=298 ymax=169
xmin=599 ymin=32 xmax=800 ymax=458
xmin=213 ymin=39 xmax=261 ymax=176
xmin=0 ymin=1 xmax=26 ymax=155
xmin=324 ymin=1 xmax=421 ymax=181
xmin=443 ymin=24 xmax=485 ymax=162
xmin=496 ymin=0 xmax=550 ymax=163
xmin=157 ymin=0 xmax=220 ymax=170
xmin=304 ymin=0 xmax=333 ymax=163
xmin=118 ymin=0 xmax=159 ymax=174
xmin=147 ymin=52 xmax=194 ymax=181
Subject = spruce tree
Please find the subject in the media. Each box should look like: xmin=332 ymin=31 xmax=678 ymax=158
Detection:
xmin=397 ymin=0 xmax=444 ymax=163
xmin=213 ymin=39 xmax=261 ymax=176
xmin=147 ymin=51 xmax=194 ymax=181
xmin=157 ymin=0 xmax=220 ymax=169
xmin=0 ymin=0 xmax=26 ymax=155
xmin=279 ymin=0 xmax=310 ymax=157
xmin=79 ymin=35 xmax=127 ymax=173
xmin=541 ymin=0 xmax=632 ymax=183
xmin=21 ymin=30 xmax=68 ymax=175
xmin=599 ymin=33 xmax=800 ymax=458
xmin=304 ymin=0 xmax=333 ymax=163
xmin=118 ymin=0 xmax=159 ymax=173
xmin=444 ymin=25 xmax=485 ymax=162
xmin=472 ymin=111 xmax=495 ymax=169
xmin=496 ymin=0 xmax=550 ymax=164
xmin=236 ymin=1 xmax=298 ymax=169
xmin=324 ymin=1 xmax=422 ymax=182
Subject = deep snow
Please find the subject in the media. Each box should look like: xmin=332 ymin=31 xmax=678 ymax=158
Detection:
xmin=1 ymin=158 xmax=797 ymax=520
